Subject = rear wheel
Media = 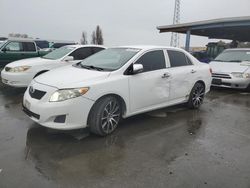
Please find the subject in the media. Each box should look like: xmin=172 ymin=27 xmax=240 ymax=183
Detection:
xmin=89 ymin=96 xmax=121 ymax=136
xmin=188 ymin=82 xmax=205 ymax=109
xmin=246 ymin=84 xmax=250 ymax=92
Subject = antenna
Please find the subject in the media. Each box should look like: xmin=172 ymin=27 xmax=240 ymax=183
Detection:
xmin=170 ymin=0 xmax=181 ymax=47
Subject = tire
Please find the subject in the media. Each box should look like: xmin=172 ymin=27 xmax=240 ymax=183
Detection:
xmin=187 ymin=82 xmax=205 ymax=109
xmin=88 ymin=96 xmax=122 ymax=136
xmin=246 ymin=84 xmax=250 ymax=92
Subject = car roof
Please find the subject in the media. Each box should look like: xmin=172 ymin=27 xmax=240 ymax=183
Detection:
xmin=116 ymin=45 xmax=185 ymax=51
xmin=7 ymin=37 xmax=35 ymax=42
xmin=65 ymin=44 xmax=107 ymax=49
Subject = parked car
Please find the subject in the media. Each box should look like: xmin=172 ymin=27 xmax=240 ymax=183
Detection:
xmin=0 ymin=38 xmax=49 ymax=67
xmin=210 ymin=48 xmax=250 ymax=90
xmin=50 ymin=42 xmax=76 ymax=49
xmin=22 ymin=46 xmax=212 ymax=136
xmin=1 ymin=45 xmax=106 ymax=87
xmin=34 ymin=40 xmax=50 ymax=49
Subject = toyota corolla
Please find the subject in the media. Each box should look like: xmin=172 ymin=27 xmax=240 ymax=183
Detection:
xmin=23 ymin=46 xmax=212 ymax=136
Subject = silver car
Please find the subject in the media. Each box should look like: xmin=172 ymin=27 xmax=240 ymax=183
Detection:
xmin=209 ymin=48 xmax=250 ymax=90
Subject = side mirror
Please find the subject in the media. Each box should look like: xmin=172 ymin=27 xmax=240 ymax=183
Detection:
xmin=63 ymin=56 xmax=74 ymax=62
xmin=133 ymin=64 xmax=143 ymax=74
xmin=1 ymin=48 xmax=7 ymax=52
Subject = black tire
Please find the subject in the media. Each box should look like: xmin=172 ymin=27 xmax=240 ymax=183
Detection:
xmin=246 ymin=84 xmax=250 ymax=92
xmin=188 ymin=82 xmax=205 ymax=109
xmin=88 ymin=96 xmax=121 ymax=136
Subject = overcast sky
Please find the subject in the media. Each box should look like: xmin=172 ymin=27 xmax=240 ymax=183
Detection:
xmin=0 ymin=0 xmax=249 ymax=47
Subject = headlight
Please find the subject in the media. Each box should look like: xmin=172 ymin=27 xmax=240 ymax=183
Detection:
xmin=231 ymin=72 xmax=250 ymax=78
xmin=8 ymin=66 xmax=31 ymax=72
xmin=231 ymin=72 xmax=244 ymax=78
xmin=244 ymin=73 xmax=250 ymax=78
xmin=49 ymin=87 xmax=89 ymax=102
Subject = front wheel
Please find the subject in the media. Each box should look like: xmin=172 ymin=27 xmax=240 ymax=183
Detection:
xmin=188 ymin=82 xmax=205 ymax=109
xmin=88 ymin=96 xmax=121 ymax=136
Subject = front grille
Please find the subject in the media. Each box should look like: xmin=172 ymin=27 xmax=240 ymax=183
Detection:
xmin=5 ymin=67 xmax=11 ymax=72
xmin=22 ymin=105 xmax=40 ymax=120
xmin=212 ymin=73 xmax=231 ymax=79
xmin=29 ymin=87 xmax=46 ymax=100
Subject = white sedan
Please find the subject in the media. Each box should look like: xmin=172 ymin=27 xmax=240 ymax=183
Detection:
xmin=1 ymin=45 xmax=106 ymax=87
xmin=210 ymin=48 xmax=250 ymax=90
xmin=23 ymin=46 xmax=212 ymax=136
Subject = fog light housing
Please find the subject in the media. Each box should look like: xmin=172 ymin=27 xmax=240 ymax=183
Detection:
xmin=54 ymin=115 xmax=66 ymax=123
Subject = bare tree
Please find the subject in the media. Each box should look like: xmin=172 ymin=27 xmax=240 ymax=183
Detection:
xmin=91 ymin=25 xmax=104 ymax=45
xmin=96 ymin=25 xmax=103 ymax=45
xmin=91 ymin=31 xmax=96 ymax=44
xmin=80 ymin=31 xmax=88 ymax=44
xmin=8 ymin=33 xmax=29 ymax=38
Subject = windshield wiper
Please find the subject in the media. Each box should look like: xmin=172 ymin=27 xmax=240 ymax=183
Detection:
xmin=227 ymin=60 xmax=242 ymax=62
xmin=213 ymin=59 xmax=223 ymax=62
xmin=79 ymin=64 xmax=104 ymax=71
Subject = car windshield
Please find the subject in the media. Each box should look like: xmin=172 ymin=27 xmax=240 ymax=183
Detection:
xmin=78 ymin=48 xmax=141 ymax=71
xmin=0 ymin=41 xmax=6 ymax=48
xmin=42 ymin=46 xmax=75 ymax=60
xmin=214 ymin=50 xmax=250 ymax=62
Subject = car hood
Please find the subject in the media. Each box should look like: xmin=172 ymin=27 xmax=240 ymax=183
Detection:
xmin=34 ymin=65 xmax=111 ymax=88
xmin=209 ymin=61 xmax=249 ymax=73
xmin=5 ymin=57 xmax=55 ymax=67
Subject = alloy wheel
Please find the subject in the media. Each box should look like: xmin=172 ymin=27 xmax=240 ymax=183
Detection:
xmin=192 ymin=84 xmax=205 ymax=108
xmin=101 ymin=100 xmax=121 ymax=134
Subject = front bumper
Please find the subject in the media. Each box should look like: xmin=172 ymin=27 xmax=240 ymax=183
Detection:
xmin=211 ymin=74 xmax=250 ymax=89
xmin=23 ymin=81 xmax=95 ymax=130
xmin=1 ymin=70 xmax=34 ymax=87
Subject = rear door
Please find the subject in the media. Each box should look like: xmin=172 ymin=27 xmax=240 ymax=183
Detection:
xmin=22 ymin=42 xmax=38 ymax=59
xmin=166 ymin=50 xmax=197 ymax=100
xmin=128 ymin=50 xmax=170 ymax=113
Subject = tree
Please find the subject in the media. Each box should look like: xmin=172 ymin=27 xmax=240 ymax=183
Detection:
xmin=95 ymin=25 xmax=103 ymax=45
xmin=80 ymin=31 xmax=88 ymax=44
xmin=8 ymin=33 xmax=29 ymax=38
xmin=91 ymin=25 xmax=104 ymax=45
xmin=91 ymin=31 xmax=96 ymax=44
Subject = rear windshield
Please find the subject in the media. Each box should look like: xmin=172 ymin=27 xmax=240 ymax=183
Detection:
xmin=214 ymin=50 xmax=250 ymax=62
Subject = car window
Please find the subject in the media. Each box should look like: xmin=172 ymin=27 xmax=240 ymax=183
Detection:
xmin=167 ymin=50 xmax=191 ymax=67
xmin=69 ymin=47 xmax=93 ymax=60
xmin=4 ymin=42 xmax=22 ymax=51
xmin=22 ymin=42 xmax=36 ymax=52
xmin=42 ymin=46 xmax=76 ymax=60
xmin=135 ymin=50 xmax=166 ymax=72
xmin=92 ymin=47 xmax=104 ymax=54
xmin=214 ymin=50 xmax=250 ymax=62
xmin=186 ymin=56 xmax=193 ymax=65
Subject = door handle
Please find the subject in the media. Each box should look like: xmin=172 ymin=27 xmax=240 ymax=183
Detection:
xmin=162 ymin=73 xmax=171 ymax=78
xmin=191 ymin=69 xmax=196 ymax=73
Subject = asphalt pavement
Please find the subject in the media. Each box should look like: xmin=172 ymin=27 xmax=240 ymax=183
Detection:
xmin=0 ymin=80 xmax=250 ymax=188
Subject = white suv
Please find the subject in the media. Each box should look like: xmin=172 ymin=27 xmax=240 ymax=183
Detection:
xmin=23 ymin=46 xmax=212 ymax=136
